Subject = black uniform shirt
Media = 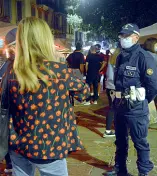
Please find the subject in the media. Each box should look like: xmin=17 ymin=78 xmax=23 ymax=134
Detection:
xmin=115 ymin=44 xmax=157 ymax=103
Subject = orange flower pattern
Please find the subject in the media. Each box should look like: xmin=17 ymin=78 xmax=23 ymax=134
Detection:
xmin=8 ymin=62 xmax=90 ymax=160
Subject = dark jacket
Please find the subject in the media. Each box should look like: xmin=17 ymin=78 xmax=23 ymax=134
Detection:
xmin=114 ymin=44 xmax=157 ymax=115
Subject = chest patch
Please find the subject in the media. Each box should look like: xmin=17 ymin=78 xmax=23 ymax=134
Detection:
xmin=126 ymin=66 xmax=136 ymax=70
xmin=124 ymin=70 xmax=136 ymax=77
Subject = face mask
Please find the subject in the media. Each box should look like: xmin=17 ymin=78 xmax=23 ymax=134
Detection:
xmin=120 ymin=37 xmax=134 ymax=49
xmin=96 ymin=50 xmax=100 ymax=53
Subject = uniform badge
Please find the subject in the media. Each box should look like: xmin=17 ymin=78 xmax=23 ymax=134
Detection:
xmin=147 ymin=68 xmax=153 ymax=75
xmin=126 ymin=66 xmax=136 ymax=70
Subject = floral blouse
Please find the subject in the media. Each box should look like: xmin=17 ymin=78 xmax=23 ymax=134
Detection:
xmin=8 ymin=61 xmax=90 ymax=161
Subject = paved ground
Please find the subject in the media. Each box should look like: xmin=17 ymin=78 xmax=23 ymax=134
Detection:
xmin=0 ymin=92 xmax=157 ymax=176
xmin=67 ymin=93 xmax=157 ymax=176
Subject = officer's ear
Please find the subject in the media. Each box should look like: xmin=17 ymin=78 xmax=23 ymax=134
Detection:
xmin=135 ymin=34 xmax=140 ymax=42
xmin=132 ymin=34 xmax=140 ymax=43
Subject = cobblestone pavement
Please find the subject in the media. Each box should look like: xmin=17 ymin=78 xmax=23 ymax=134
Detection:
xmin=0 ymin=92 xmax=157 ymax=176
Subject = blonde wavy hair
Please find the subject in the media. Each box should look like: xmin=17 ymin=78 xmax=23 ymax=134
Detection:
xmin=14 ymin=17 xmax=57 ymax=92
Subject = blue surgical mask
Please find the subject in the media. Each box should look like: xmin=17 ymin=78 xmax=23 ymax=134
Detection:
xmin=120 ymin=37 xmax=134 ymax=49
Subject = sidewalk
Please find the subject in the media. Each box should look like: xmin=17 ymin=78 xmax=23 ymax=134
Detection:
xmin=0 ymin=92 xmax=157 ymax=176
xmin=67 ymin=92 xmax=157 ymax=176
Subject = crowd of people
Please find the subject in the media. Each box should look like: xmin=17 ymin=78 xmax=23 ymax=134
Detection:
xmin=66 ymin=43 xmax=116 ymax=137
xmin=0 ymin=17 xmax=157 ymax=176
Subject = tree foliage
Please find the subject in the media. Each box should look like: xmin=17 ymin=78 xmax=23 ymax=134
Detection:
xmin=65 ymin=0 xmax=80 ymax=14
xmin=67 ymin=14 xmax=83 ymax=30
xmin=65 ymin=0 xmax=83 ymax=30
xmin=79 ymin=0 xmax=157 ymax=40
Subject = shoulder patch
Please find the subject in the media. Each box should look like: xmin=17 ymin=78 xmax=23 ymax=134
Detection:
xmin=147 ymin=68 xmax=153 ymax=75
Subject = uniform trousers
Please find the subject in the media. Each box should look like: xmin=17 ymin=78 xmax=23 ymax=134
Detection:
xmin=114 ymin=112 xmax=154 ymax=174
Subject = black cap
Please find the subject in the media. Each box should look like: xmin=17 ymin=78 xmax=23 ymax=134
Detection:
xmin=119 ymin=23 xmax=140 ymax=36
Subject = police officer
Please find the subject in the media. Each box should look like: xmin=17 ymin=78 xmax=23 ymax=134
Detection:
xmin=109 ymin=24 xmax=157 ymax=176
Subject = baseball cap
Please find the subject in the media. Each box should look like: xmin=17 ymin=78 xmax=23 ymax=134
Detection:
xmin=119 ymin=23 xmax=140 ymax=36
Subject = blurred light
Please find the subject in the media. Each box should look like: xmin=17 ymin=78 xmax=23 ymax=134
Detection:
xmin=110 ymin=48 xmax=116 ymax=54
xmin=100 ymin=49 xmax=105 ymax=54
xmin=93 ymin=41 xmax=97 ymax=45
xmin=71 ymin=46 xmax=75 ymax=51
xmin=5 ymin=48 xmax=9 ymax=58
xmin=83 ymin=46 xmax=90 ymax=50
xmin=0 ymin=38 xmax=4 ymax=49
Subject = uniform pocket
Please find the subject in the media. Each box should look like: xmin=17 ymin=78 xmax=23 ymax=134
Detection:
xmin=127 ymin=100 xmax=143 ymax=111
xmin=123 ymin=70 xmax=140 ymax=87
xmin=124 ymin=70 xmax=136 ymax=77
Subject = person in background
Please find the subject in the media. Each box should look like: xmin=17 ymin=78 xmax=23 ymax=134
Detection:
xmin=85 ymin=47 xmax=94 ymax=97
xmin=3 ymin=47 xmax=15 ymax=174
xmin=84 ymin=45 xmax=105 ymax=105
xmin=4 ymin=154 xmax=12 ymax=174
xmin=144 ymin=37 xmax=157 ymax=65
xmin=95 ymin=44 xmax=107 ymax=95
xmin=87 ymin=48 xmax=92 ymax=56
xmin=102 ymin=49 xmax=111 ymax=90
xmin=144 ymin=37 xmax=157 ymax=110
xmin=66 ymin=42 xmax=84 ymax=74
xmin=0 ymin=42 xmax=16 ymax=175
xmin=3 ymin=17 xmax=90 ymax=176
xmin=103 ymin=48 xmax=120 ymax=137
xmin=66 ymin=43 xmax=85 ymax=105
xmin=108 ymin=23 xmax=157 ymax=176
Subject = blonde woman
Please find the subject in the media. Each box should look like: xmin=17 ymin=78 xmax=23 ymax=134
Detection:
xmin=3 ymin=17 xmax=90 ymax=176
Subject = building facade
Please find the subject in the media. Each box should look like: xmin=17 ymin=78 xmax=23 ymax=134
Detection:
xmin=0 ymin=0 xmax=74 ymax=41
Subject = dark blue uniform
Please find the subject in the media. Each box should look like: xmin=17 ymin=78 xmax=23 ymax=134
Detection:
xmin=114 ymin=44 xmax=157 ymax=175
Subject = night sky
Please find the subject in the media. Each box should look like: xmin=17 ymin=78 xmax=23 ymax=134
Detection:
xmin=79 ymin=0 xmax=157 ymax=28
xmin=36 ymin=0 xmax=157 ymax=39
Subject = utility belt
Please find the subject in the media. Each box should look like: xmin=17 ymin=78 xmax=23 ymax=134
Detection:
xmin=111 ymin=87 xmax=146 ymax=109
xmin=112 ymin=87 xmax=145 ymax=101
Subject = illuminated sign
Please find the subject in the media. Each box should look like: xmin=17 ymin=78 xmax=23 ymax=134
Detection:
xmin=0 ymin=38 xmax=4 ymax=48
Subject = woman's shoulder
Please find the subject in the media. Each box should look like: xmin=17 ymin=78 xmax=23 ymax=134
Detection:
xmin=45 ymin=61 xmax=70 ymax=77
xmin=45 ymin=61 xmax=67 ymax=69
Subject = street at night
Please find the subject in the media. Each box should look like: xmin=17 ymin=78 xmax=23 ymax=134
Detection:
xmin=1 ymin=0 xmax=157 ymax=176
